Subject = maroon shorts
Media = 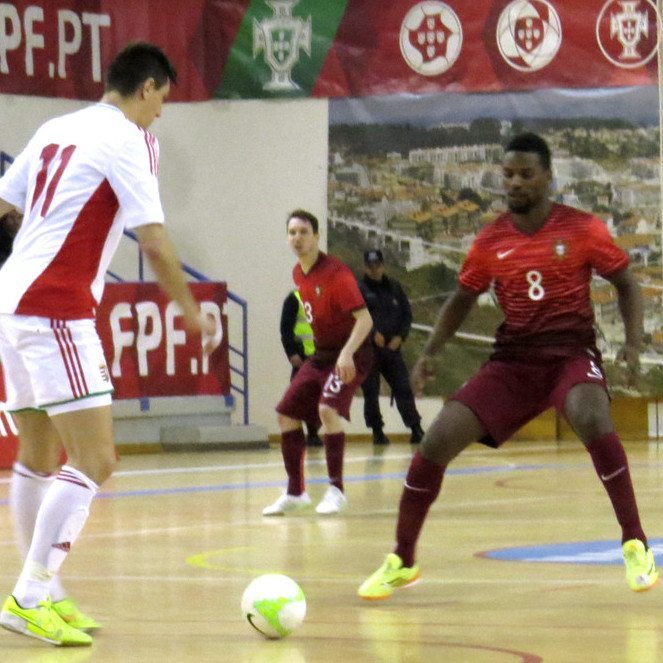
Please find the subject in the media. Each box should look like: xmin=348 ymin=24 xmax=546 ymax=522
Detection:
xmin=276 ymin=345 xmax=373 ymax=426
xmin=450 ymin=351 xmax=608 ymax=447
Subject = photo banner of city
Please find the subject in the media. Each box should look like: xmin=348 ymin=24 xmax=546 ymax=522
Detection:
xmin=328 ymin=86 xmax=662 ymax=396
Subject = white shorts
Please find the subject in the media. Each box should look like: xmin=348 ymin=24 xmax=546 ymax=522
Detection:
xmin=0 ymin=314 xmax=113 ymax=415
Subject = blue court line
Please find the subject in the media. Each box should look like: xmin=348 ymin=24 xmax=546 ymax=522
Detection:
xmin=0 ymin=461 xmax=598 ymax=505
xmin=483 ymin=538 xmax=663 ymax=566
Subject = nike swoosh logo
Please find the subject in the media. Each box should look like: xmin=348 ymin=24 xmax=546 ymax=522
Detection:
xmin=497 ymin=249 xmax=515 ymax=260
xmin=600 ymin=466 xmax=626 ymax=481
xmin=8 ymin=607 xmax=53 ymax=631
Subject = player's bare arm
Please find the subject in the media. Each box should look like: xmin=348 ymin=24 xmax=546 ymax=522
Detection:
xmin=336 ymin=307 xmax=372 ymax=384
xmin=608 ymin=267 xmax=644 ymax=383
xmin=412 ymin=286 xmax=478 ymax=396
xmin=135 ymin=222 xmax=218 ymax=355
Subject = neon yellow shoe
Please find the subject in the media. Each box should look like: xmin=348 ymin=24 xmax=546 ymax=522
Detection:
xmin=52 ymin=598 xmax=101 ymax=631
xmin=623 ymin=539 xmax=659 ymax=592
xmin=0 ymin=595 xmax=92 ymax=646
xmin=358 ymin=553 xmax=420 ymax=600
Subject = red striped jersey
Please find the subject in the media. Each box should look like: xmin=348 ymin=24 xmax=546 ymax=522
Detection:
xmin=294 ymin=253 xmax=366 ymax=351
xmin=459 ymin=203 xmax=628 ymax=356
xmin=0 ymin=103 xmax=164 ymax=319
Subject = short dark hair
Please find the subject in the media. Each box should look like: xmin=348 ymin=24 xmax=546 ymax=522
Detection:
xmin=106 ymin=42 xmax=177 ymax=96
xmin=287 ymin=209 xmax=319 ymax=234
xmin=505 ymin=132 xmax=551 ymax=170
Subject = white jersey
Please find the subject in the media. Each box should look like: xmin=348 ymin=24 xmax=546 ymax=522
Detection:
xmin=0 ymin=102 xmax=164 ymax=319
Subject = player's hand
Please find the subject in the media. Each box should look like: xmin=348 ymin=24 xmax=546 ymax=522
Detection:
xmin=201 ymin=312 xmax=222 ymax=356
xmin=184 ymin=311 xmax=221 ymax=356
xmin=335 ymin=350 xmax=356 ymax=384
xmin=374 ymin=332 xmax=385 ymax=347
xmin=411 ymin=355 xmax=435 ymax=397
xmin=616 ymin=343 xmax=641 ymax=387
xmin=387 ymin=336 xmax=402 ymax=351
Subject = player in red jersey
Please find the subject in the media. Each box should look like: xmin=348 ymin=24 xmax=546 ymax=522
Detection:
xmin=263 ymin=209 xmax=373 ymax=516
xmin=358 ymin=132 xmax=657 ymax=599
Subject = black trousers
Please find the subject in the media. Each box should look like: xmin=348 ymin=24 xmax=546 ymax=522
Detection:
xmin=361 ymin=347 xmax=421 ymax=430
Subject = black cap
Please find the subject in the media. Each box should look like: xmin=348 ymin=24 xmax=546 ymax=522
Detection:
xmin=364 ymin=249 xmax=384 ymax=265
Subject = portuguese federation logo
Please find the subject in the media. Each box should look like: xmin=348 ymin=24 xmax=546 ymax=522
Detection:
xmin=253 ymin=0 xmax=312 ymax=91
xmin=399 ymin=1 xmax=463 ymax=77
xmin=596 ymin=0 xmax=660 ymax=69
xmin=496 ymin=0 xmax=562 ymax=72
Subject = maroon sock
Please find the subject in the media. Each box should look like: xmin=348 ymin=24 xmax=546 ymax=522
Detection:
xmin=324 ymin=432 xmax=345 ymax=492
xmin=585 ymin=432 xmax=647 ymax=545
xmin=281 ymin=429 xmax=306 ymax=496
xmin=394 ymin=452 xmax=445 ymax=567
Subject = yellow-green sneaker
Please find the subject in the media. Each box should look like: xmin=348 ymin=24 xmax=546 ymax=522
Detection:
xmin=52 ymin=598 xmax=101 ymax=631
xmin=0 ymin=595 xmax=92 ymax=646
xmin=623 ymin=539 xmax=659 ymax=592
xmin=358 ymin=553 xmax=420 ymax=600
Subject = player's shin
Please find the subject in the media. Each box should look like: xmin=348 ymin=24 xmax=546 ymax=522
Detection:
xmin=394 ymin=452 xmax=445 ymax=567
xmin=12 ymin=466 xmax=97 ymax=608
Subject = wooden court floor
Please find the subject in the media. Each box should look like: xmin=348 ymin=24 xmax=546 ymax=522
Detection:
xmin=0 ymin=439 xmax=662 ymax=662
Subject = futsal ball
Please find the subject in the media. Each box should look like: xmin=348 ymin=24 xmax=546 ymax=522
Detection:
xmin=241 ymin=573 xmax=306 ymax=639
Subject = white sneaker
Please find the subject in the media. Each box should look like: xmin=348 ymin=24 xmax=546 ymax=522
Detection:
xmin=262 ymin=492 xmax=311 ymax=516
xmin=315 ymin=486 xmax=347 ymax=515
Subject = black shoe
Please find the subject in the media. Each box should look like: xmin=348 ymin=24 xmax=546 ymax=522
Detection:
xmin=307 ymin=433 xmax=323 ymax=447
xmin=409 ymin=423 xmax=424 ymax=445
xmin=372 ymin=429 xmax=390 ymax=445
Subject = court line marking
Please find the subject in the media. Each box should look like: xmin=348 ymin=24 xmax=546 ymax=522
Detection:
xmin=0 ymin=442 xmax=577 ymax=484
xmin=0 ymin=456 xmax=661 ymax=504
xmin=0 ymin=464 xmax=604 ymax=502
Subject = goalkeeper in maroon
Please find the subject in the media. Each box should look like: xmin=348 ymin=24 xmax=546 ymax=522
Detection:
xmin=358 ymin=132 xmax=657 ymax=599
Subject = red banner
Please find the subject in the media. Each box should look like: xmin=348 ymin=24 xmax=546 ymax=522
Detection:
xmin=314 ymin=0 xmax=659 ymax=97
xmin=96 ymin=281 xmax=230 ymax=399
xmin=0 ymin=0 xmax=657 ymax=101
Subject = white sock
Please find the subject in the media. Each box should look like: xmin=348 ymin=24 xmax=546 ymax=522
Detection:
xmin=12 ymin=465 xmax=98 ymax=607
xmin=10 ymin=462 xmax=54 ymax=557
xmin=9 ymin=463 xmax=68 ymax=602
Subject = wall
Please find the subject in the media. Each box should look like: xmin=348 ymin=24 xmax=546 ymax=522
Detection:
xmin=0 ymin=94 xmax=329 ymax=432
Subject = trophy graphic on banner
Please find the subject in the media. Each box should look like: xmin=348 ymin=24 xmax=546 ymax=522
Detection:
xmin=253 ymin=0 xmax=312 ymax=91
xmin=610 ymin=0 xmax=649 ymax=59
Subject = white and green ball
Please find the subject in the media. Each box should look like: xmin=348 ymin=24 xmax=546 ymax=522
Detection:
xmin=241 ymin=574 xmax=306 ymax=639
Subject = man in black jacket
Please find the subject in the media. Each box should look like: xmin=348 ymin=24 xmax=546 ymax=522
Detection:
xmin=359 ymin=249 xmax=424 ymax=445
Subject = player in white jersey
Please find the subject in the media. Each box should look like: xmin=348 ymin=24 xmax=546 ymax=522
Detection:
xmin=0 ymin=43 xmax=217 ymax=647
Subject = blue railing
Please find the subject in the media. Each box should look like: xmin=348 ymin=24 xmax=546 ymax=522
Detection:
xmin=0 ymin=152 xmax=13 ymax=176
xmin=1 ymin=151 xmax=250 ymax=424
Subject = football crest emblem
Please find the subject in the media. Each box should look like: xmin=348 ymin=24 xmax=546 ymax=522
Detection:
xmin=496 ymin=0 xmax=562 ymax=72
xmin=553 ymin=239 xmax=567 ymax=259
xmin=596 ymin=0 xmax=660 ymax=69
xmin=399 ymin=1 xmax=463 ymax=76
